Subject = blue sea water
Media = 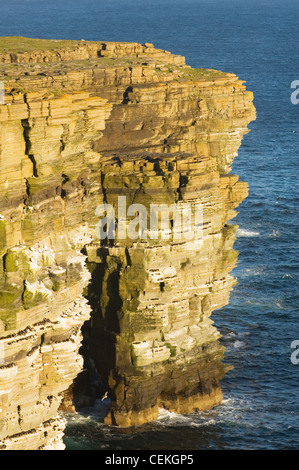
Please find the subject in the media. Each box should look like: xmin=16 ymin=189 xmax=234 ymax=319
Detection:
xmin=1 ymin=0 xmax=298 ymax=450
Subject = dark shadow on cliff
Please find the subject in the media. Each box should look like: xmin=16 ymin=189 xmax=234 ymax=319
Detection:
xmin=70 ymin=248 xmax=122 ymax=412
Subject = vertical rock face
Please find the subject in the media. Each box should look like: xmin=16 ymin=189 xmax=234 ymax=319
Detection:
xmin=0 ymin=87 xmax=112 ymax=449
xmin=0 ymin=38 xmax=256 ymax=448
xmin=87 ymin=152 xmax=248 ymax=426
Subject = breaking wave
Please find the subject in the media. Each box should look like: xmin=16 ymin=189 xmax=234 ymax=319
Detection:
xmin=236 ymin=228 xmax=261 ymax=238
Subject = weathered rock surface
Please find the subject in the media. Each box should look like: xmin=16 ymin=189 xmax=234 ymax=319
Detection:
xmin=86 ymin=152 xmax=248 ymax=427
xmin=0 ymin=38 xmax=255 ymax=448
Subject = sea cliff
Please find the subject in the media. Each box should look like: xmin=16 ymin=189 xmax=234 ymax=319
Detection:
xmin=0 ymin=38 xmax=255 ymax=449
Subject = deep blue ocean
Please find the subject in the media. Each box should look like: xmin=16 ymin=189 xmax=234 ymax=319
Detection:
xmin=1 ymin=0 xmax=298 ymax=450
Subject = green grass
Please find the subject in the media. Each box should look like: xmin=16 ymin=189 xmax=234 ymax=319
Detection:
xmin=0 ymin=38 xmax=229 ymax=82
xmin=0 ymin=37 xmax=231 ymax=97
xmin=181 ymin=67 xmax=228 ymax=81
xmin=154 ymin=65 xmax=229 ymax=82
xmin=0 ymin=37 xmax=87 ymax=54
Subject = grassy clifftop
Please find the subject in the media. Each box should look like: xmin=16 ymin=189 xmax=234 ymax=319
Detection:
xmin=0 ymin=36 xmax=85 ymax=53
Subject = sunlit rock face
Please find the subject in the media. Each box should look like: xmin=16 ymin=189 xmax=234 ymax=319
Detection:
xmin=0 ymin=38 xmax=255 ymax=447
xmin=85 ymin=151 xmax=248 ymax=427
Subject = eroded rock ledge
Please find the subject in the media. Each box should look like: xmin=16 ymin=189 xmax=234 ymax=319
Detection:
xmin=0 ymin=37 xmax=255 ymax=449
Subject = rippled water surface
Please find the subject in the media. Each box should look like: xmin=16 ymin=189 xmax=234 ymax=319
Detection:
xmin=1 ymin=0 xmax=298 ymax=450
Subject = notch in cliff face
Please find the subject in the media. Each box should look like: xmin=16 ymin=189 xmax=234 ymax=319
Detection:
xmin=0 ymin=37 xmax=255 ymax=448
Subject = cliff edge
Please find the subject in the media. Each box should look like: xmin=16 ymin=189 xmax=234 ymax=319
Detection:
xmin=0 ymin=37 xmax=256 ymax=449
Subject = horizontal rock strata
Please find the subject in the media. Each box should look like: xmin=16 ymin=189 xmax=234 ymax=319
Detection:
xmin=0 ymin=38 xmax=255 ymax=448
xmin=87 ymin=152 xmax=248 ymax=426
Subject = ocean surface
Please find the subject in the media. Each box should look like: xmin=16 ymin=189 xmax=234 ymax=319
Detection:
xmin=1 ymin=0 xmax=298 ymax=450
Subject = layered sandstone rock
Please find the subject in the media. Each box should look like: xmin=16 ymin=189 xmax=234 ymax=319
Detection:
xmin=86 ymin=152 xmax=248 ymax=426
xmin=0 ymin=86 xmax=112 ymax=449
xmin=0 ymin=38 xmax=185 ymax=65
xmin=0 ymin=38 xmax=255 ymax=448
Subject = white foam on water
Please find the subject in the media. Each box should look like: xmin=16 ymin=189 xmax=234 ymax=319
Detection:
xmin=224 ymin=331 xmax=236 ymax=339
xmin=237 ymin=228 xmax=260 ymax=238
xmin=64 ymin=412 xmax=94 ymax=424
xmin=157 ymin=408 xmax=187 ymax=423
xmin=274 ymin=299 xmax=284 ymax=309
xmin=233 ymin=340 xmax=245 ymax=349
xmin=157 ymin=408 xmax=218 ymax=428
xmin=244 ymin=266 xmax=265 ymax=276
xmin=221 ymin=398 xmax=233 ymax=406
xmin=266 ymin=230 xmax=281 ymax=239
xmin=189 ymin=418 xmax=217 ymax=428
